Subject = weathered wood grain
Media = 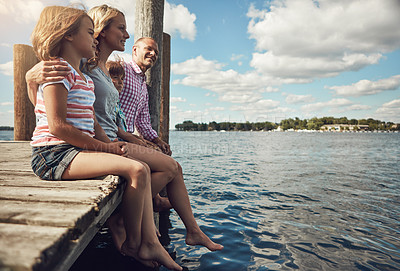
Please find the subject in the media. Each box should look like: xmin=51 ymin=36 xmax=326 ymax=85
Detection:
xmin=0 ymin=142 xmax=125 ymax=271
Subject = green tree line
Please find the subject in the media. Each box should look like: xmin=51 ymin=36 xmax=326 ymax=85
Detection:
xmin=175 ymin=117 xmax=399 ymax=131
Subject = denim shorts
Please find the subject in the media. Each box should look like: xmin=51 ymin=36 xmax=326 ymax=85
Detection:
xmin=31 ymin=144 xmax=82 ymax=180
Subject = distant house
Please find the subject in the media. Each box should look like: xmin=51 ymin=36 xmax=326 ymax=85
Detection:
xmin=320 ymin=124 xmax=369 ymax=131
xmin=391 ymin=124 xmax=399 ymax=130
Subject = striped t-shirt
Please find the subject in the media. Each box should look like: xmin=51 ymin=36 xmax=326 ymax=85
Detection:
xmin=31 ymin=59 xmax=96 ymax=146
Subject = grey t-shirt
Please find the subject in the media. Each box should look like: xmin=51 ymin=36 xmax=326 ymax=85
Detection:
xmin=82 ymin=63 xmax=119 ymax=141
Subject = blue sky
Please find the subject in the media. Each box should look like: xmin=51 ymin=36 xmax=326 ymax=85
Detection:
xmin=0 ymin=0 xmax=399 ymax=128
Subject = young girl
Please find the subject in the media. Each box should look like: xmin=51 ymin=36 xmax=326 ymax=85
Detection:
xmin=30 ymin=6 xmax=182 ymax=271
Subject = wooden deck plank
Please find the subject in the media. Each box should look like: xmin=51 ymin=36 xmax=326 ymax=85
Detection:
xmin=0 ymin=223 xmax=70 ymax=271
xmin=0 ymin=170 xmax=111 ymax=189
xmin=0 ymin=142 xmax=126 ymax=270
xmin=0 ymin=185 xmax=109 ymax=204
xmin=0 ymin=200 xmax=93 ymax=227
xmin=0 ymin=141 xmax=32 ymax=172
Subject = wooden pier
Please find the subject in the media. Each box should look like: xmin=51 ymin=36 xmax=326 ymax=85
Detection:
xmin=0 ymin=141 xmax=125 ymax=271
xmin=3 ymin=1 xmax=171 ymax=269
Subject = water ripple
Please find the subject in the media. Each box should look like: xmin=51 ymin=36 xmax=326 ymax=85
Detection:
xmin=164 ymin=132 xmax=400 ymax=271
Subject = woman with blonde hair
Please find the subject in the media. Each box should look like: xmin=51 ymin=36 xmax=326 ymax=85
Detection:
xmin=29 ymin=5 xmax=182 ymax=271
xmin=27 ymin=3 xmax=223 ymax=267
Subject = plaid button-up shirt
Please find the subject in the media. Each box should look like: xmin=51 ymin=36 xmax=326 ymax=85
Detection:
xmin=119 ymin=61 xmax=158 ymax=140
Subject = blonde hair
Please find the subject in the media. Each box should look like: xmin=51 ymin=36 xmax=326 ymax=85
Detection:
xmin=31 ymin=6 xmax=90 ymax=61
xmin=88 ymin=4 xmax=124 ymax=39
xmin=86 ymin=5 xmax=124 ymax=68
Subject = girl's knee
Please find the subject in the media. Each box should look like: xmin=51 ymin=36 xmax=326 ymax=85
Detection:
xmin=127 ymin=163 xmax=150 ymax=189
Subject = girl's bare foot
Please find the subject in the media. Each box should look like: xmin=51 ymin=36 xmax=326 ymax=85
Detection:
xmin=138 ymin=241 xmax=183 ymax=271
xmin=121 ymin=242 xmax=159 ymax=268
xmin=186 ymin=229 xmax=224 ymax=251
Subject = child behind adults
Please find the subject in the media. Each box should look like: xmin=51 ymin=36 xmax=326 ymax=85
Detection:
xmin=106 ymin=60 xmax=161 ymax=151
xmin=29 ymin=5 xmax=181 ymax=270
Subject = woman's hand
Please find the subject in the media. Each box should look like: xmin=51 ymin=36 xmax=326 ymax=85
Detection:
xmin=106 ymin=141 xmax=127 ymax=156
xmin=26 ymin=60 xmax=71 ymax=84
xmin=26 ymin=60 xmax=71 ymax=105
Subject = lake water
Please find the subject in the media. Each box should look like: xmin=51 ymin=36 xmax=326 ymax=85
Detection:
xmin=0 ymin=130 xmax=13 ymax=141
xmin=3 ymin=130 xmax=399 ymax=270
xmin=164 ymin=131 xmax=400 ymax=271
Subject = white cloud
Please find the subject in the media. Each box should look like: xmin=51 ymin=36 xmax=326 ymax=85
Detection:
xmin=0 ymin=61 xmax=13 ymax=76
xmin=285 ymin=94 xmax=315 ymax=104
xmin=209 ymin=107 xmax=224 ymax=111
xmin=301 ymin=98 xmax=354 ymax=112
xmin=250 ymin=51 xmax=381 ymax=79
xmin=230 ymin=54 xmax=244 ymax=61
xmin=172 ymin=55 xmax=224 ymax=75
xmin=376 ymin=99 xmax=400 ymax=123
xmin=77 ymin=0 xmax=196 ymax=41
xmin=375 ymin=99 xmax=400 ymax=122
xmin=230 ymin=99 xmax=294 ymax=121
xmin=172 ymin=55 xmax=300 ymax=104
xmin=164 ymin=2 xmax=196 ymax=41
xmin=329 ymin=75 xmax=400 ymax=97
xmin=247 ymin=0 xmax=400 ymax=80
xmin=346 ymin=104 xmax=371 ymax=111
xmin=170 ymin=106 xmax=227 ymax=124
xmin=219 ymin=91 xmax=263 ymax=104
xmin=231 ymin=99 xmax=280 ymax=111
xmin=171 ymin=97 xmax=186 ymax=103
xmin=0 ymin=0 xmax=44 ymax=24
xmin=0 ymin=102 xmax=12 ymax=106
xmin=301 ymin=98 xmax=372 ymax=115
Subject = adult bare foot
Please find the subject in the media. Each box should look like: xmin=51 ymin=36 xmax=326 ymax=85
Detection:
xmin=186 ymin=229 xmax=224 ymax=251
xmin=153 ymin=194 xmax=173 ymax=212
xmin=138 ymin=241 xmax=183 ymax=271
xmin=121 ymin=242 xmax=159 ymax=268
xmin=106 ymin=213 xmax=125 ymax=252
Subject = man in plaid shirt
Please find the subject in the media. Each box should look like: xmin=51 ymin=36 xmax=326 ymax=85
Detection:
xmin=119 ymin=37 xmax=171 ymax=155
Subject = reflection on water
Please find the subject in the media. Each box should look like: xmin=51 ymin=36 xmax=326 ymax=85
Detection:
xmin=163 ymin=131 xmax=400 ymax=271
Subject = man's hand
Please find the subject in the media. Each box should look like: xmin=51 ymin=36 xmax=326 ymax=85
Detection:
xmin=152 ymin=137 xmax=172 ymax=155
xmin=129 ymin=134 xmax=148 ymax=147
xmin=143 ymin=139 xmax=162 ymax=152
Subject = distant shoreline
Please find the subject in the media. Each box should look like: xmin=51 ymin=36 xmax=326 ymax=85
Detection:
xmin=0 ymin=126 xmax=14 ymax=131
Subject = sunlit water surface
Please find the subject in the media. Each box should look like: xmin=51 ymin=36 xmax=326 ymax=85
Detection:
xmin=163 ymin=131 xmax=400 ymax=271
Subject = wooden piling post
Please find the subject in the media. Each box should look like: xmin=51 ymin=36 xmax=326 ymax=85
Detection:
xmin=160 ymin=32 xmax=170 ymax=144
xmin=13 ymin=44 xmax=38 ymax=141
xmin=135 ymin=0 xmax=165 ymax=134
